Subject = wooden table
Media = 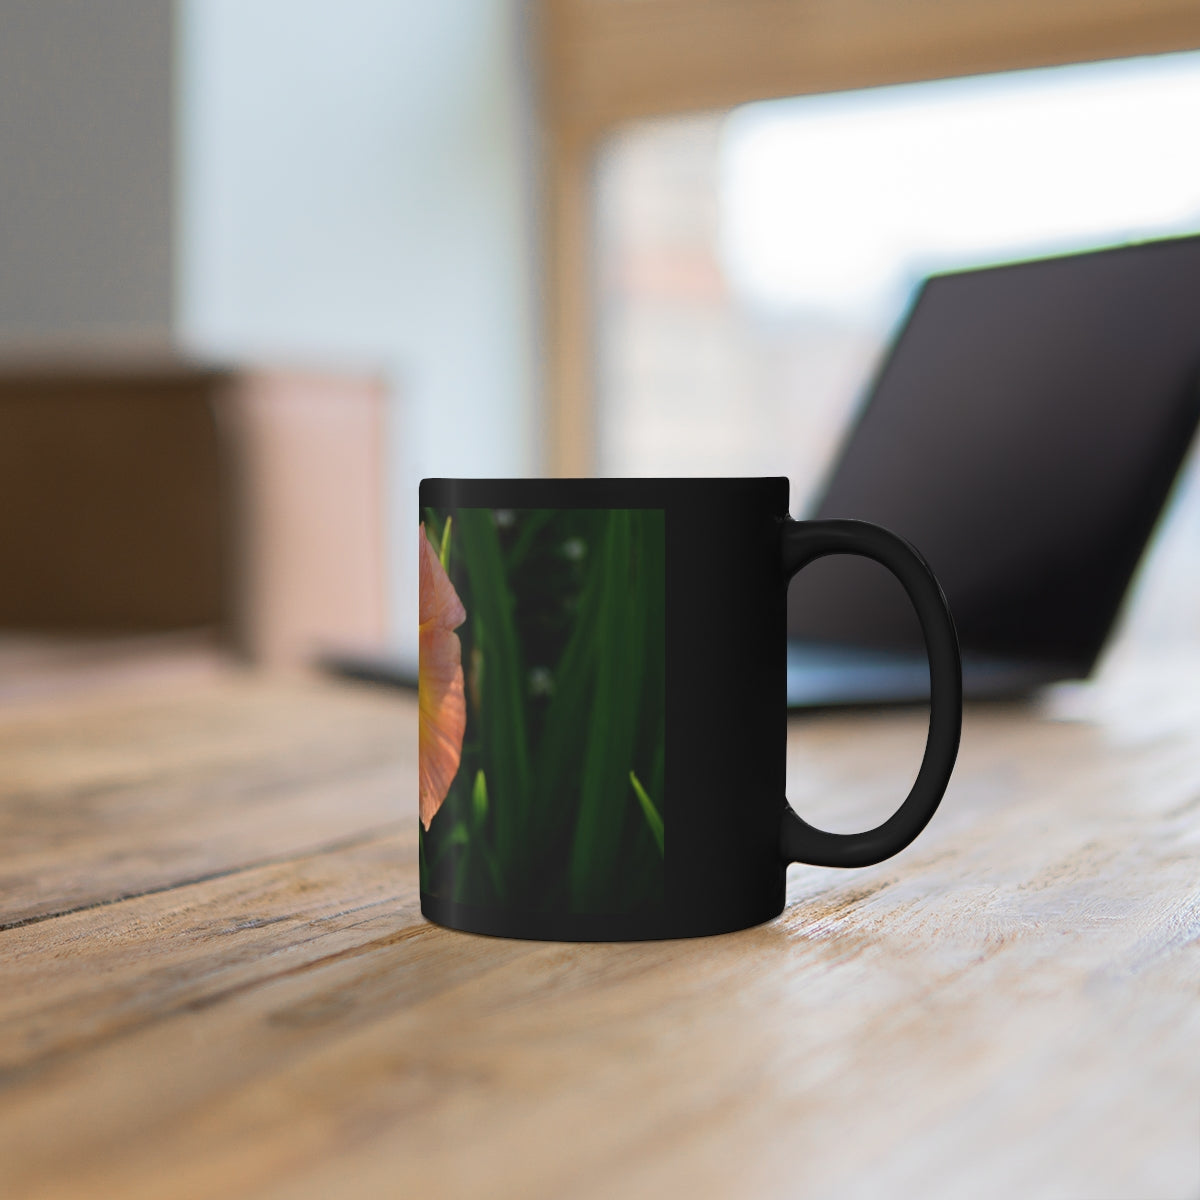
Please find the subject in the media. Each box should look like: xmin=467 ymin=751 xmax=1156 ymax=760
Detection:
xmin=1 ymin=648 xmax=1198 ymax=1199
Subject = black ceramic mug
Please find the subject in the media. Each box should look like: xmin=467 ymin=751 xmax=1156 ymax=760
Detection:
xmin=418 ymin=477 xmax=960 ymax=941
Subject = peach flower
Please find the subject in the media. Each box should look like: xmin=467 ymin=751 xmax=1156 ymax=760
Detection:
xmin=419 ymin=522 xmax=467 ymax=829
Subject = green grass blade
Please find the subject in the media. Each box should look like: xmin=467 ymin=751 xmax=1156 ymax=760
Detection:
xmin=439 ymin=515 xmax=453 ymax=570
xmin=456 ymin=508 xmax=530 ymax=890
xmin=530 ymin=517 xmax=602 ymax=798
xmin=472 ymin=768 xmax=488 ymax=827
xmin=569 ymin=510 xmax=650 ymax=911
xmin=629 ymin=771 xmax=664 ymax=856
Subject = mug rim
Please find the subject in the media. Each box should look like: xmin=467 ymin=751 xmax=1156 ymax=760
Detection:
xmin=421 ymin=475 xmax=788 ymax=484
xmin=419 ymin=476 xmax=791 ymax=509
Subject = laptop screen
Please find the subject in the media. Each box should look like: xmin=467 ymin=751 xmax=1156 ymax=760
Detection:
xmin=787 ymin=234 xmax=1200 ymax=671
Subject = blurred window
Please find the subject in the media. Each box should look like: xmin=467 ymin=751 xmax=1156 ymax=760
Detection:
xmin=594 ymin=51 xmax=1200 ymax=509
xmin=593 ymin=51 xmax=1200 ymax=647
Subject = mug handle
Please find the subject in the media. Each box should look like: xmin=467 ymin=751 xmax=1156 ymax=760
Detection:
xmin=780 ymin=518 xmax=962 ymax=868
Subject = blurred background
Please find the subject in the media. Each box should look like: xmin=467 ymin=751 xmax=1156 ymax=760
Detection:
xmin=2 ymin=0 xmax=1199 ymax=687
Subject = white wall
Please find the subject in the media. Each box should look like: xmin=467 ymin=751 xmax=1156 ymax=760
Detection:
xmin=177 ymin=0 xmax=540 ymax=657
xmin=0 ymin=1 xmax=539 ymax=654
xmin=0 ymin=0 xmax=174 ymax=347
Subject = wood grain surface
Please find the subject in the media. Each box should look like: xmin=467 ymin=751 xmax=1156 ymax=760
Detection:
xmin=1 ymin=651 xmax=1198 ymax=1199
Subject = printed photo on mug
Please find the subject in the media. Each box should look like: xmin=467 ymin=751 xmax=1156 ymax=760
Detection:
xmin=419 ymin=506 xmax=667 ymax=917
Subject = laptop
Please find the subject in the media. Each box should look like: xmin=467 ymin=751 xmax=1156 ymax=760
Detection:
xmin=786 ymin=233 xmax=1200 ymax=707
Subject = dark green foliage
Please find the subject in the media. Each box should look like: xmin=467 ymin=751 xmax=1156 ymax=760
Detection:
xmin=419 ymin=507 xmax=666 ymax=915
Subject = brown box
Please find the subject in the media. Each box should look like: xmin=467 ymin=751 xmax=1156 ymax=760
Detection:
xmin=0 ymin=362 xmax=388 ymax=666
